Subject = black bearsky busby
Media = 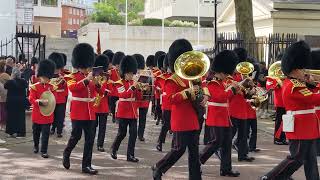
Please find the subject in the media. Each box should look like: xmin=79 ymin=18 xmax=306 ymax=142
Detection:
xmin=72 ymin=43 xmax=95 ymax=69
xmin=37 ymin=59 xmax=56 ymax=79
xmin=233 ymin=47 xmax=248 ymax=62
xmin=103 ymin=50 xmax=114 ymax=61
xmin=112 ymin=51 xmax=125 ymax=66
xmin=133 ymin=54 xmax=145 ymax=70
xmin=308 ymin=50 xmax=320 ymax=70
xmin=155 ymin=51 xmax=165 ymax=68
xmin=157 ymin=54 xmax=166 ymax=70
xmin=167 ymin=39 xmax=193 ymax=72
xmin=163 ymin=55 xmax=169 ymax=70
xmin=281 ymin=41 xmax=311 ymax=76
xmin=119 ymin=55 xmax=138 ymax=78
xmin=146 ymin=55 xmax=155 ymax=68
xmin=211 ymin=50 xmax=239 ymax=75
xmin=94 ymin=54 xmax=109 ymax=71
xmin=60 ymin=53 xmax=67 ymax=66
xmin=48 ymin=52 xmax=65 ymax=70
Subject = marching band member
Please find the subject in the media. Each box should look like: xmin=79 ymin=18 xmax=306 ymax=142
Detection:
xmin=156 ymin=55 xmax=172 ymax=152
xmin=152 ymin=39 xmax=202 ymax=180
xmin=93 ymin=54 xmax=111 ymax=152
xmin=48 ymin=52 xmax=68 ymax=138
xmin=199 ymin=50 xmax=240 ymax=177
xmin=29 ymin=60 xmax=56 ymax=158
xmin=133 ymin=54 xmax=149 ymax=142
xmin=261 ymin=41 xmax=320 ymax=180
xmin=62 ymin=43 xmax=98 ymax=175
xmin=154 ymin=51 xmax=166 ymax=124
xmin=60 ymin=53 xmax=71 ymax=75
xmin=109 ymin=52 xmax=125 ymax=123
xmin=146 ymin=55 xmax=158 ymax=122
xmin=110 ymin=55 xmax=143 ymax=163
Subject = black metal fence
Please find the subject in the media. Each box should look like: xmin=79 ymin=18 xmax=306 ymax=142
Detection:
xmin=0 ymin=36 xmax=15 ymax=57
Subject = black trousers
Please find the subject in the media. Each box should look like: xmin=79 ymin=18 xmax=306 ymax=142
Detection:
xmin=64 ymin=120 xmax=96 ymax=168
xmin=247 ymin=118 xmax=257 ymax=150
xmin=111 ymin=118 xmax=137 ymax=157
xmin=157 ymin=110 xmax=171 ymax=144
xmin=231 ymin=117 xmax=249 ymax=158
xmin=32 ymin=123 xmax=50 ymax=153
xmin=155 ymin=99 xmax=162 ymax=122
xmin=317 ymin=139 xmax=320 ymax=156
xmin=108 ymin=96 xmax=119 ymax=122
xmin=264 ymin=140 xmax=319 ymax=180
xmin=204 ymin=125 xmax=211 ymax=145
xmin=51 ymin=103 xmax=66 ymax=134
xmin=95 ymin=113 xmax=108 ymax=147
xmin=200 ymin=126 xmax=232 ymax=172
xmin=138 ymin=108 xmax=148 ymax=139
xmin=156 ymin=131 xmax=202 ymax=180
xmin=274 ymin=107 xmax=286 ymax=142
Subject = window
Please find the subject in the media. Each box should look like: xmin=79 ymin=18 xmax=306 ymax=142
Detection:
xmin=77 ymin=9 xmax=80 ymax=16
xmin=41 ymin=0 xmax=58 ymax=6
xmin=77 ymin=19 xmax=80 ymax=25
xmin=68 ymin=18 xmax=72 ymax=25
xmin=80 ymin=10 xmax=83 ymax=17
xmin=34 ymin=0 xmax=38 ymax=5
xmin=69 ymin=8 xmax=72 ymax=14
xmin=73 ymin=8 xmax=76 ymax=15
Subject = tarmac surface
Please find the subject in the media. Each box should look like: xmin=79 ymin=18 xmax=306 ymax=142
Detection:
xmin=0 ymin=110 xmax=317 ymax=180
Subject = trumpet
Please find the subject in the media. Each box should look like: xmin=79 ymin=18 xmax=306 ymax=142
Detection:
xmin=50 ymin=76 xmax=65 ymax=87
xmin=93 ymin=73 xmax=109 ymax=107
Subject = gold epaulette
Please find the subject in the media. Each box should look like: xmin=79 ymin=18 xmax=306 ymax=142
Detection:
xmin=30 ymin=82 xmax=40 ymax=91
xmin=290 ymin=79 xmax=306 ymax=93
xmin=114 ymin=79 xmax=123 ymax=85
xmin=168 ymin=74 xmax=187 ymax=87
xmin=64 ymin=73 xmax=74 ymax=79
xmin=157 ymin=74 xmax=165 ymax=80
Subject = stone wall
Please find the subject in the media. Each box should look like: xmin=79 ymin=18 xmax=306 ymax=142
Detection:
xmin=77 ymin=23 xmax=215 ymax=57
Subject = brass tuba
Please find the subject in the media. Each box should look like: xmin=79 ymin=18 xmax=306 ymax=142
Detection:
xmin=268 ymin=61 xmax=286 ymax=80
xmin=236 ymin=62 xmax=255 ymax=77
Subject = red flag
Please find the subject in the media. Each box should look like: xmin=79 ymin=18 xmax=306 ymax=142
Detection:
xmin=97 ymin=29 xmax=101 ymax=55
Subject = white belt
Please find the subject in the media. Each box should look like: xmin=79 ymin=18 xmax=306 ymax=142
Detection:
xmin=207 ymin=102 xmax=228 ymax=107
xmin=71 ymin=97 xmax=94 ymax=102
xmin=286 ymin=109 xmax=315 ymax=115
xmin=118 ymin=98 xmax=135 ymax=102
xmin=315 ymin=106 xmax=320 ymax=111
xmin=160 ymin=92 xmax=167 ymax=105
xmin=56 ymin=89 xmax=65 ymax=93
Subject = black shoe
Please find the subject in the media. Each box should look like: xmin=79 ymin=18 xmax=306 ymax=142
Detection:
xmin=63 ymin=153 xmax=70 ymax=169
xmin=41 ymin=153 xmax=49 ymax=158
xmin=110 ymin=151 xmax=117 ymax=159
xmin=274 ymin=140 xmax=286 ymax=145
xmin=57 ymin=134 xmax=63 ymax=138
xmin=33 ymin=146 xmax=39 ymax=154
xmin=97 ymin=146 xmax=105 ymax=152
xmin=112 ymin=117 xmax=116 ymax=123
xmin=50 ymin=130 xmax=55 ymax=135
xmin=249 ymin=148 xmax=261 ymax=152
xmin=238 ymin=156 xmax=255 ymax=162
xmin=156 ymin=143 xmax=162 ymax=152
xmin=169 ymin=130 xmax=173 ymax=134
xmin=220 ymin=170 xmax=240 ymax=177
xmin=82 ymin=166 xmax=98 ymax=175
xmin=232 ymin=144 xmax=239 ymax=152
xmin=127 ymin=155 xmax=139 ymax=163
xmin=151 ymin=165 xmax=162 ymax=180
xmin=139 ymin=137 xmax=145 ymax=142
xmin=156 ymin=121 xmax=159 ymax=125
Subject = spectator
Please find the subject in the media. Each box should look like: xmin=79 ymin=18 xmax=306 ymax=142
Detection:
xmin=5 ymin=65 xmax=28 ymax=138
xmin=0 ymin=61 xmax=10 ymax=131
xmin=5 ymin=57 xmax=14 ymax=76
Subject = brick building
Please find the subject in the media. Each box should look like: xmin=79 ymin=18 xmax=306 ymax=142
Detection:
xmin=61 ymin=0 xmax=86 ymax=38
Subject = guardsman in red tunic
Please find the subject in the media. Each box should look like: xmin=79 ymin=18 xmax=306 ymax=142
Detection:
xmin=62 ymin=43 xmax=98 ymax=175
xmin=146 ymin=55 xmax=158 ymax=120
xmin=152 ymin=39 xmax=203 ymax=180
xmin=154 ymin=55 xmax=166 ymax=125
xmin=29 ymin=60 xmax=56 ymax=159
xmin=60 ymin=53 xmax=71 ymax=75
xmin=261 ymin=41 xmax=320 ymax=180
xmin=48 ymin=52 xmax=68 ymax=138
xmin=133 ymin=54 xmax=150 ymax=142
xmin=108 ymin=52 xmax=124 ymax=123
xmin=156 ymin=55 xmax=172 ymax=152
xmin=266 ymin=75 xmax=287 ymax=145
xmin=93 ymin=54 xmax=111 ymax=152
xmin=110 ymin=56 xmax=143 ymax=163
xmin=199 ymin=50 xmax=240 ymax=177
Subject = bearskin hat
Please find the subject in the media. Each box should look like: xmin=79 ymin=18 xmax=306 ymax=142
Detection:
xmin=163 ymin=55 xmax=169 ymax=70
xmin=48 ymin=52 xmax=64 ymax=69
xmin=94 ymin=54 xmax=109 ymax=71
xmin=112 ymin=51 xmax=125 ymax=66
xmin=133 ymin=54 xmax=145 ymax=70
xmin=167 ymin=39 xmax=193 ymax=72
xmin=309 ymin=50 xmax=320 ymax=70
xmin=146 ymin=55 xmax=155 ymax=67
xmin=60 ymin=53 xmax=67 ymax=66
xmin=155 ymin=51 xmax=165 ymax=67
xmin=281 ymin=41 xmax=311 ymax=76
xmin=234 ymin=47 xmax=248 ymax=62
xmin=71 ymin=43 xmax=95 ymax=69
xmin=103 ymin=50 xmax=114 ymax=62
xmin=31 ymin=57 xmax=39 ymax=66
xmin=211 ymin=50 xmax=239 ymax=75
xmin=119 ymin=55 xmax=138 ymax=78
xmin=157 ymin=54 xmax=166 ymax=69
xmin=37 ymin=59 xmax=56 ymax=79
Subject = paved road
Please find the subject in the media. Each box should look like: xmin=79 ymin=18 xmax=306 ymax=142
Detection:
xmin=0 ymin=112 xmax=316 ymax=179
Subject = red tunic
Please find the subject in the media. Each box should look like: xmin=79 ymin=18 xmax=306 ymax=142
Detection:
xmin=160 ymin=73 xmax=172 ymax=110
xmin=115 ymin=80 xmax=143 ymax=119
xmin=52 ymin=74 xmax=68 ymax=104
xmin=154 ymin=72 xmax=163 ymax=100
xmin=29 ymin=82 xmax=56 ymax=124
xmin=66 ymin=71 xmax=97 ymax=121
xmin=282 ymin=78 xmax=320 ymax=140
xmin=266 ymin=77 xmax=284 ymax=108
xmin=228 ymin=74 xmax=248 ymax=120
xmin=31 ymin=75 xmax=40 ymax=84
xmin=108 ymin=68 xmax=121 ymax=97
xmin=206 ymin=79 xmax=234 ymax=127
xmin=246 ymin=103 xmax=257 ymax=119
xmin=166 ymin=74 xmax=199 ymax=132
xmin=94 ymin=80 xmax=112 ymax=113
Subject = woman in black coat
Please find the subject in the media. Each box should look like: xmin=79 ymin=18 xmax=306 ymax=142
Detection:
xmin=5 ymin=67 xmax=28 ymax=137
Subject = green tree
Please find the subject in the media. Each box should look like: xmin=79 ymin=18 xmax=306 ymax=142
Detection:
xmin=91 ymin=3 xmax=125 ymax=24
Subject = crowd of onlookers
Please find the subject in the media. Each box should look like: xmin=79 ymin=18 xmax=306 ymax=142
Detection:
xmin=0 ymin=55 xmax=38 ymax=142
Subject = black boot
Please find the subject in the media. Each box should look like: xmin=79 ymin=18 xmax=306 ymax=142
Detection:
xmin=151 ymin=165 xmax=162 ymax=180
xmin=97 ymin=146 xmax=105 ymax=152
xmin=127 ymin=155 xmax=139 ymax=163
xmin=220 ymin=170 xmax=240 ymax=177
xmin=62 ymin=152 xmax=70 ymax=169
xmin=82 ymin=166 xmax=98 ymax=175
xmin=156 ymin=143 xmax=162 ymax=152
xmin=33 ymin=146 xmax=39 ymax=154
xmin=110 ymin=150 xmax=117 ymax=159
xmin=41 ymin=153 xmax=49 ymax=158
